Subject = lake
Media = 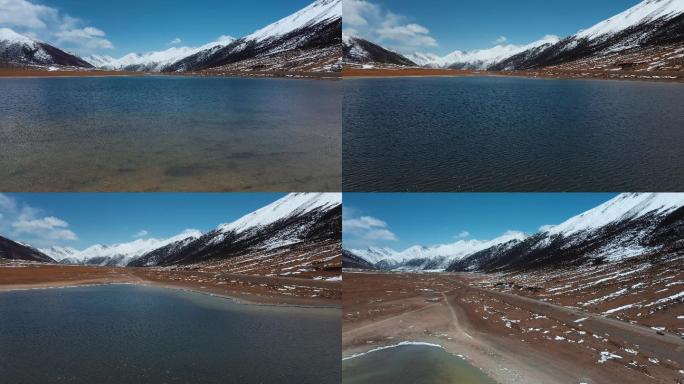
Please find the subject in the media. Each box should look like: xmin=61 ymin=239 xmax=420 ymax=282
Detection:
xmin=0 ymin=285 xmax=341 ymax=383
xmin=0 ymin=76 xmax=341 ymax=191
xmin=343 ymin=77 xmax=684 ymax=191
xmin=342 ymin=344 xmax=496 ymax=384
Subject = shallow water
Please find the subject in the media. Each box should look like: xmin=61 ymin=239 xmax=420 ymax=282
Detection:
xmin=343 ymin=77 xmax=684 ymax=191
xmin=342 ymin=344 xmax=496 ymax=384
xmin=0 ymin=76 xmax=341 ymax=191
xmin=0 ymin=285 xmax=341 ymax=384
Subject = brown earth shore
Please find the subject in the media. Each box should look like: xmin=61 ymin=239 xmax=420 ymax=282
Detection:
xmin=342 ymin=67 xmax=684 ymax=82
xmin=0 ymin=262 xmax=340 ymax=307
xmin=0 ymin=68 xmax=340 ymax=79
xmin=343 ymin=271 xmax=684 ymax=384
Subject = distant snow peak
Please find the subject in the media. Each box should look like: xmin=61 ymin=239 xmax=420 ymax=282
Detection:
xmin=86 ymin=36 xmax=236 ymax=71
xmin=350 ymin=231 xmax=528 ymax=271
xmin=41 ymin=229 xmax=202 ymax=266
xmin=410 ymin=35 xmax=560 ymax=69
xmin=0 ymin=28 xmax=35 ymax=45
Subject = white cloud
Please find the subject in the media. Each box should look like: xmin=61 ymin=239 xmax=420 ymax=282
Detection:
xmin=133 ymin=230 xmax=149 ymax=238
xmin=538 ymin=224 xmax=555 ymax=232
xmin=0 ymin=0 xmax=113 ymax=54
xmin=0 ymin=194 xmax=77 ymax=246
xmin=455 ymin=231 xmax=470 ymax=239
xmin=343 ymin=211 xmax=397 ymax=248
xmin=168 ymin=37 xmax=182 ymax=45
xmin=493 ymin=36 xmax=507 ymax=44
xmin=343 ymin=0 xmax=438 ymax=52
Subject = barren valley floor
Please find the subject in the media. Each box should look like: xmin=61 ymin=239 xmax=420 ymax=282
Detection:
xmin=342 ymin=271 xmax=684 ymax=384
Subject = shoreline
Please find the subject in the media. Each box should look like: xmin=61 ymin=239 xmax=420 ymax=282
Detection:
xmin=0 ymin=264 xmax=340 ymax=308
xmin=342 ymin=67 xmax=684 ymax=83
xmin=0 ymin=279 xmax=342 ymax=310
xmin=0 ymin=68 xmax=341 ymax=80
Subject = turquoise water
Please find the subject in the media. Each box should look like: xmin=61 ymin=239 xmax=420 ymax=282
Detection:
xmin=343 ymin=344 xmax=496 ymax=384
xmin=0 ymin=285 xmax=341 ymax=383
xmin=0 ymin=76 xmax=341 ymax=191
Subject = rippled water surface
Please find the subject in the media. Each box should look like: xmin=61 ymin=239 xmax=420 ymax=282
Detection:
xmin=0 ymin=76 xmax=341 ymax=191
xmin=343 ymin=77 xmax=684 ymax=191
xmin=0 ymin=285 xmax=341 ymax=384
xmin=342 ymin=345 xmax=496 ymax=384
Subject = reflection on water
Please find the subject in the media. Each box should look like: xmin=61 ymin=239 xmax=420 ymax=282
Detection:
xmin=0 ymin=285 xmax=341 ymax=384
xmin=0 ymin=76 xmax=341 ymax=191
xmin=343 ymin=344 xmax=496 ymax=384
xmin=344 ymin=77 xmax=684 ymax=191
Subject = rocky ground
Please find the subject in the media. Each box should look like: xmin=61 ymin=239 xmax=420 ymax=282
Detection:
xmin=343 ymin=270 xmax=684 ymax=384
xmin=0 ymin=259 xmax=340 ymax=306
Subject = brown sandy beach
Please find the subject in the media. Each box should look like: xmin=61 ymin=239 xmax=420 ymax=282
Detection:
xmin=343 ymin=271 xmax=684 ymax=384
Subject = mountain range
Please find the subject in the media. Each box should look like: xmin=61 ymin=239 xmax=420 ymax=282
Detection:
xmin=344 ymin=193 xmax=684 ymax=273
xmin=0 ymin=0 xmax=341 ymax=73
xmin=2 ymin=193 xmax=341 ymax=270
xmin=344 ymin=0 xmax=684 ymax=72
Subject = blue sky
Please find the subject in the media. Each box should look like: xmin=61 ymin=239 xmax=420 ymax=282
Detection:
xmin=0 ymin=193 xmax=285 ymax=249
xmin=345 ymin=0 xmax=641 ymax=55
xmin=343 ymin=193 xmax=618 ymax=250
xmin=0 ymin=0 xmax=313 ymax=56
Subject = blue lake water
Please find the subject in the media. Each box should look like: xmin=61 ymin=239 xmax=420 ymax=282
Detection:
xmin=0 ymin=285 xmax=341 ymax=383
xmin=343 ymin=77 xmax=684 ymax=191
xmin=342 ymin=344 xmax=496 ymax=384
xmin=0 ymin=76 xmax=341 ymax=191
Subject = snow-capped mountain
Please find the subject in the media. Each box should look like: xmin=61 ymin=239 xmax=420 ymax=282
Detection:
xmin=493 ymin=0 xmax=684 ymax=70
xmin=130 ymin=193 xmax=342 ymax=267
xmin=165 ymin=0 xmax=342 ymax=72
xmin=448 ymin=193 xmax=684 ymax=272
xmin=0 ymin=28 xmax=92 ymax=68
xmin=41 ymin=230 xmax=202 ymax=267
xmin=410 ymin=35 xmax=560 ymax=70
xmin=84 ymin=36 xmax=235 ymax=72
xmin=0 ymin=235 xmax=55 ymax=263
xmin=346 ymin=231 xmax=528 ymax=271
xmin=343 ymin=35 xmax=416 ymax=67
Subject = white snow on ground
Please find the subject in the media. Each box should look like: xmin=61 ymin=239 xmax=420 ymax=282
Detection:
xmin=575 ymin=0 xmax=684 ymax=41
xmin=644 ymin=291 xmax=684 ymax=307
xmin=342 ymin=341 xmax=444 ymax=361
xmin=218 ymin=193 xmax=341 ymax=234
xmin=246 ymin=0 xmax=341 ymax=43
xmin=544 ymin=193 xmax=684 ymax=237
xmin=603 ymin=304 xmax=637 ymax=314
xmin=598 ymin=351 xmax=623 ymax=363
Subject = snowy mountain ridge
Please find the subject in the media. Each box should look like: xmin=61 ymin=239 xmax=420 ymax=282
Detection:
xmin=85 ymin=36 xmax=235 ymax=71
xmin=349 ymin=231 xmax=528 ymax=271
xmin=410 ymin=35 xmax=560 ymax=69
xmin=40 ymin=229 xmax=202 ymax=266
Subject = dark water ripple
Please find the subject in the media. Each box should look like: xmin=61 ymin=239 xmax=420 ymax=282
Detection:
xmin=343 ymin=77 xmax=684 ymax=191
xmin=0 ymin=285 xmax=340 ymax=384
